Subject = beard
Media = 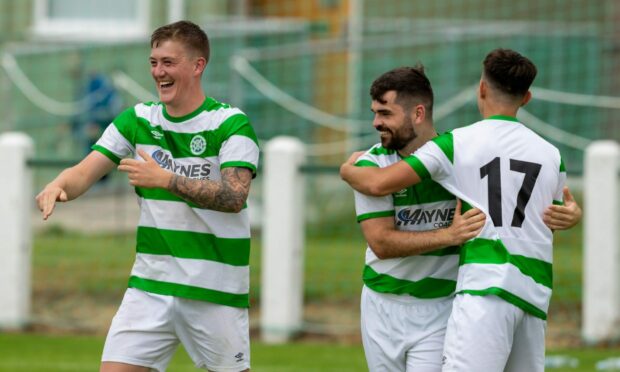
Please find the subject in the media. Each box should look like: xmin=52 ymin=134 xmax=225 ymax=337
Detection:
xmin=378 ymin=116 xmax=417 ymax=151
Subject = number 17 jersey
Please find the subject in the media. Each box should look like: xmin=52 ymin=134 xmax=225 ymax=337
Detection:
xmin=405 ymin=115 xmax=566 ymax=320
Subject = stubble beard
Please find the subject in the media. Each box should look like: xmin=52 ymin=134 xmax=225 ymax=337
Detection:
xmin=381 ymin=117 xmax=417 ymax=151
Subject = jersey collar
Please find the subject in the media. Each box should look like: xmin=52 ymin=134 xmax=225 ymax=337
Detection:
xmin=162 ymin=98 xmax=209 ymax=123
xmin=486 ymin=114 xmax=519 ymax=122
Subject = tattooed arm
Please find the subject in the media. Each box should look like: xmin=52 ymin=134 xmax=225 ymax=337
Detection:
xmin=118 ymin=149 xmax=253 ymax=213
xmin=168 ymin=167 xmax=252 ymax=212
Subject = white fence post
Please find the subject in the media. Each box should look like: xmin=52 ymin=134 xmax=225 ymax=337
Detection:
xmin=583 ymin=140 xmax=620 ymax=344
xmin=261 ymin=136 xmax=305 ymax=343
xmin=0 ymin=132 xmax=33 ymax=328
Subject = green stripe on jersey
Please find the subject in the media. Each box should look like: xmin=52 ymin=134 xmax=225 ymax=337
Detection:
xmin=363 ymin=265 xmax=455 ymax=298
xmin=460 ymin=238 xmax=552 ymax=289
xmin=368 ymin=146 xmax=397 ymax=156
xmin=221 ymin=161 xmax=257 ymax=173
xmin=422 ymin=245 xmax=460 ymax=256
xmin=92 ymin=145 xmax=122 ymax=164
xmin=136 ymin=187 xmax=200 ymax=208
xmin=135 ymin=188 xmax=248 ymax=211
xmin=112 ymin=106 xmax=139 ymax=141
xmin=357 ymin=210 xmax=394 ymax=222
xmin=136 ymin=226 xmax=250 ymax=266
xmin=431 ymin=132 xmax=454 ymax=163
xmin=355 ymin=159 xmax=379 ymax=168
xmin=128 ymin=276 xmax=249 ymax=308
xmin=459 ymin=287 xmax=547 ymax=320
xmin=404 ymin=156 xmax=431 ymax=180
xmin=393 ymin=179 xmax=455 ymax=206
xmin=559 ymin=158 xmax=566 ymax=172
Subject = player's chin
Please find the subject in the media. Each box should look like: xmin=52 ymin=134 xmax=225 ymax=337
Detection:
xmin=158 ymin=93 xmax=172 ymax=104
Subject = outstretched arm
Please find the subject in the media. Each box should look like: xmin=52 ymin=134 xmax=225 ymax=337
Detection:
xmin=36 ymin=151 xmax=116 ymax=220
xmin=360 ymin=199 xmax=486 ymax=259
xmin=543 ymin=186 xmax=582 ymax=230
xmin=341 ymin=152 xmax=421 ymax=196
xmin=118 ymin=149 xmax=252 ymax=212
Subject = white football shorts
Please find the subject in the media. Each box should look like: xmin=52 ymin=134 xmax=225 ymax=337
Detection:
xmin=102 ymin=288 xmax=250 ymax=372
xmin=361 ymin=285 xmax=453 ymax=372
xmin=442 ymin=293 xmax=545 ymax=372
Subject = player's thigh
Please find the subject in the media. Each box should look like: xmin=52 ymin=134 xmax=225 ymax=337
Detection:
xmin=361 ymin=286 xmax=406 ymax=372
xmin=442 ymin=294 xmax=521 ymax=372
xmin=102 ymin=288 xmax=179 ymax=372
xmin=100 ymin=361 xmax=151 ymax=372
xmin=177 ymin=298 xmax=250 ymax=371
xmin=405 ymin=299 xmax=451 ymax=372
xmin=504 ymin=315 xmax=546 ymax=372
xmin=361 ymin=286 xmax=450 ymax=372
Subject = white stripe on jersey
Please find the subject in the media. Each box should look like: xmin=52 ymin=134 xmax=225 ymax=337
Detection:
xmin=456 ymin=262 xmax=552 ymax=312
xmin=133 ymin=253 xmax=250 ymax=294
xmin=367 ymin=253 xmax=459 ymax=281
xmin=135 ymin=103 xmax=245 ymax=133
xmin=98 ymin=123 xmax=134 ymax=158
xmin=220 ymin=135 xmax=260 ymax=166
xmin=138 ymin=198 xmax=250 ymax=239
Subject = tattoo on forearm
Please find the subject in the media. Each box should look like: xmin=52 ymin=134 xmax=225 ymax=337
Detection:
xmin=168 ymin=167 xmax=252 ymax=212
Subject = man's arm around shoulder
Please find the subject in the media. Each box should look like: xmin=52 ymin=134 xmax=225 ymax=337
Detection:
xmin=341 ymin=152 xmax=421 ymax=196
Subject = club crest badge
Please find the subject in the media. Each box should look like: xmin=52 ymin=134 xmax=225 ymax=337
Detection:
xmin=190 ymin=135 xmax=207 ymax=155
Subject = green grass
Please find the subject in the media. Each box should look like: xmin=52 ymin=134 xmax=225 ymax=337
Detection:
xmin=0 ymin=333 xmax=367 ymax=372
xmin=0 ymin=332 xmax=619 ymax=372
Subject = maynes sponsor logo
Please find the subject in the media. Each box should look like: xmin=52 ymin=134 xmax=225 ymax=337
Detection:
xmin=152 ymin=149 xmax=211 ymax=179
xmin=397 ymin=207 xmax=455 ymax=228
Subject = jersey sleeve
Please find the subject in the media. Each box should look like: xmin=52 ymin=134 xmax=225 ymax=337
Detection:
xmin=92 ymin=106 xmax=137 ymax=164
xmin=403 ymin=132 xmax=454 ymax=183
xmin=354 ymin=152 xmax=394 ymax=222
xmin=218 ymin=114 xmax=260 ymax=175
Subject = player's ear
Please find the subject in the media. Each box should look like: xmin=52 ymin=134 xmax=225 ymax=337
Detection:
xmin=413 ymin=104 xmax=426 ymax=123
xmin=194 ymin=57 xmax=206 ymax=75
xmin=521 ymin=90 xmax=532 ymax=106
xmin=478 ymin=80 xmax=487 ymax=99
xmin=413 ymin=104 xmax=426 ymax=124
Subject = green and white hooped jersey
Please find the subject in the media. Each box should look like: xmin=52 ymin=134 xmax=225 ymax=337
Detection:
xmin=94 ymin=98 xmax=259 ymax=308
xmin=354 ymin=144 xmax=460 ymax=300
xmin=405 ymin=115 xmax=566 ymax=319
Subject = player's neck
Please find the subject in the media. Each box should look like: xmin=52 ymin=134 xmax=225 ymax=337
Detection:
xmin=166 ymin=92 xmax=206 ymax=118
xmin=480 ymin=103 xmax=519 ymax=120
xmin=398 ymin=130 xmax=437 ymax=157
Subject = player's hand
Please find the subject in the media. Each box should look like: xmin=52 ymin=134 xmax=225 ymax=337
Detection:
xmin=118 ymin=149 xmax=173 ymax=189
xmin=340 ymin=151 xmax=365 ymax=181
xmin=543 ymin=186 xmax=582 ymax=230
xmin=35 ymin=185 xmax=68 ymax=220
xmin=345 ymin=151 xmax=365 ymax=165
xmin=447 ymin=199 xmax=486 ymax=245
